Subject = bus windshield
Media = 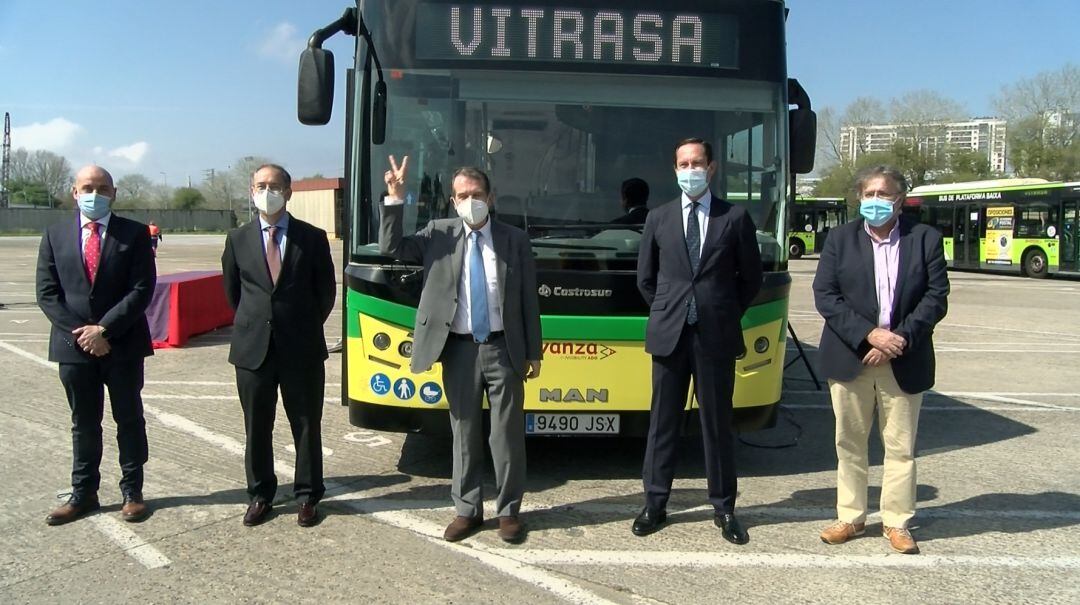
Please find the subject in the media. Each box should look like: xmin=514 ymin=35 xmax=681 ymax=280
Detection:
xmin=355 ymin=68 xmax=787 ymax=271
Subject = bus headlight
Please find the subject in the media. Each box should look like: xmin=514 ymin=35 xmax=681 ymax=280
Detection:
xmin=398 ymin=341 xmax=413 ymax=358
xmin=753 ymin=337 xmax=770 ymax=354
xmin=372 ymin=332 xmax=391 ymax=351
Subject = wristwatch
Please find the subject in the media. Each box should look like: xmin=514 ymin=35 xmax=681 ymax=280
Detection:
xmin=100 ymin=326 xmax=109 ymax=340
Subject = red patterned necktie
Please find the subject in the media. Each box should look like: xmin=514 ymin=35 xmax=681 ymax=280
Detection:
xmin=84 ymin=222 xmax=101 ymax=284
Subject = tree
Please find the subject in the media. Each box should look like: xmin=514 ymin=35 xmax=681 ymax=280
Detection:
xmin=171 ymin=187 xmax=205 ymax=210
xmin=5 ymin=179 xmax=53 ymax=207
xmin=994 ymin=63 xmax=1080 ymax=180
xmin=200 ymin=156 xmax=275 ymax=217
xmin=945 ymin=150 xmax=993 ymax=183
xmin=115 ymin=173 xmax=156 ymax=209
xmin=8 ymin=149 xmax=73 ymax=207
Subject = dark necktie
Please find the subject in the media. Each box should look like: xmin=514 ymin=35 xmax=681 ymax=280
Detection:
xmin=84 ymin=222 xmax=101 ymax=285
xmin=266 ymin=226 xmax=281 ymax=285
xmin=685 ymin=202 xmax=700 ymax=325
xmin=469 ymin=231 xmax=491 ymax=342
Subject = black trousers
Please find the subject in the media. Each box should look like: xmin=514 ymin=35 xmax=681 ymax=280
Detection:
xmin=58 ymin=357 xmax=148 ymax=498
xmin=235 ymin=352 xmax=325 ymax=503
xmin=642 ymin=324 xmax=738 ymax=513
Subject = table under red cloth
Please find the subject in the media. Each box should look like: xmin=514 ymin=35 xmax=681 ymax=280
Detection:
xmin=147 ymin=271 xmax=234 ymax=348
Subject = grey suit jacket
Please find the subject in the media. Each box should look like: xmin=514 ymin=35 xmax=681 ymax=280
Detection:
xmin=379 ymin=203 xmax=542 ymax=378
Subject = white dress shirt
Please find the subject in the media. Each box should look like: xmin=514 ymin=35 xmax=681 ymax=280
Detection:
xmin=680 ymin=188 xmax=711 ymax=244
xmin=451 ymin=219 xmax=503 ymax=335
xmin=80 ymin=212 xmax=112 ymax=255
xmin=258 ymin=213 xmax=289 ymax=262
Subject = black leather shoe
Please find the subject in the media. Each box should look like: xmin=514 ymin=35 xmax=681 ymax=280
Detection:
xmin=297 ymin=500 xmax=319 ymax=528
xmin=243 ymin=500 xmax=272 ymax=527
xmin=715 ymin=513 xmax=749 ymax=545
xmin=631 ymin=508 xmax=667 ymax=536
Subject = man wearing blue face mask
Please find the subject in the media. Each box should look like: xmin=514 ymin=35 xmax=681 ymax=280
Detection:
xmin=37 ymin=165 xmax=156 ymax=525
xmin=634 ymin=138 xmax=763 ymax=543
xmin=813 ymin=165 xmax=949 ymax=555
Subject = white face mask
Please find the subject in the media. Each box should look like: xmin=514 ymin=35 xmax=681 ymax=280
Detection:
xmin=455 ymin=197 xmax=489 ymax=226
xmin=253 ymin=190 xmax=286 ymax=215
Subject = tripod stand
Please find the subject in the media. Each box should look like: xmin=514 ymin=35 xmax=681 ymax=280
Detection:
xmin=784 ymin=322 xmax=821 ymax=390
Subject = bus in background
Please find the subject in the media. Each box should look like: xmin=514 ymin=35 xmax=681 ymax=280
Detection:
xmin=297 ymin=0 xmax=817 ymax=435
xmin=905 ymin=179 xmax=1080 ymax=278
xmin=787 ymin=196 xmax=846 ymax=258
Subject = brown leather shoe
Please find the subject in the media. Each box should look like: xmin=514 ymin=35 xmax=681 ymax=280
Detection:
xmin=884 ymin=526 xmax=920 ymax=554
xmin=443 ymin=515 xmax=483 ymax=542
xmin=243 ymin=500 xmax=272 ymax=527
xmin=46 ymin=494 xmax=100 ymax=526
xmin=297 ymin=500 xmax=319 ymax=528
xmin=121 ymin=494 xmax=150 ymax=523
xmin=820 ymin=520 xmax=865 ymax=545
xmin=497 ymin=516 xmax=525 ymax=544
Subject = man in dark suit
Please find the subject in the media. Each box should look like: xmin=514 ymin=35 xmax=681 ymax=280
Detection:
xmin=37 ymin=165 xmax=156 ymax=525
xmin=221 ymin=164 xmax=336 ymax=528
xmin=611 ymin=177 xmax=650 ymax=225
xmin=813 ymin=165 xmax=948 ymax=555
xmin=633 ymin=138 xmax=763 ymax=543
xmin=380 ymin=156 xmax=542 ymax=544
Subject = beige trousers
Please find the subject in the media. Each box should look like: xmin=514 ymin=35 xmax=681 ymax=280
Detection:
xmin=829 ymin=363 xmax=923 ymax=528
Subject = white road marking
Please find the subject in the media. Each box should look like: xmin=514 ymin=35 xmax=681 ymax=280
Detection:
xmin=783 ymin=390 xmax=1080 ymax=411
xmin=87 ymin=515 xmax=171 ymax=569
xmin=508 ymin=550 xmax=1080 ymax=569
xmin=0 ymin=340 xmax=55 ymax=368
xmin=939 ymin=323 xmax=1074 ymax=340
xmin=0 ymin=338 xmax=48 ymax=342
xmin=145 ymin=380 xmax=342 ymax=388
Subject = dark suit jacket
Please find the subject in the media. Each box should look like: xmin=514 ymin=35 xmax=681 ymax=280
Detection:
xmin=637 ymin=195 xmax=763 ymax=358
xmin=36 ymin=213 xmax=156 ymax=363
xmin=611 ymin=205 xmax=649 ymax=225
xmin=379 ymin=204 xmax=542 ymax=378
xmin=221 ymin=214 xmax=336 ymax=370
xmin=812 ymin=216 xmax=949 ymax=394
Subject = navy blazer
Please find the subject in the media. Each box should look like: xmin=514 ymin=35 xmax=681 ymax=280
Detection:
xmin=812 ymin=216 xmax=950 ymax=393
xmin=637 ymin=195 xmax=763 ymax=358
xmin=36 ymin=213 xmax=156 ymax=363
xmin=221 ymin=214 xmax=337 ymax=370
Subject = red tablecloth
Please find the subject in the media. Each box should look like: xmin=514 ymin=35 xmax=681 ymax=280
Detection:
xmin=148 ymin=271 xmax=234 ymax=348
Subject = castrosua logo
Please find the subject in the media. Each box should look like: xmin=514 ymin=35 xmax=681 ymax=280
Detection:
xmin=537 ymin=284 xmax=613 ymax=298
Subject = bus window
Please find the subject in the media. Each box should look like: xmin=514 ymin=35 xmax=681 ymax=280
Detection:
xmin=1017 ymin=204 xmax=1057 ymax=238
xmin=792 ymin=210 xmax=813 ymax=233
xmin=929 ymin=208 xmax=953 ymax=237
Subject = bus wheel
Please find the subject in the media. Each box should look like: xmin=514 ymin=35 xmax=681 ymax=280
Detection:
xmin=1023 ymin=249 xmax=1049 ymax=278
xmin=788 ymin=239 xmax=805 ymax=259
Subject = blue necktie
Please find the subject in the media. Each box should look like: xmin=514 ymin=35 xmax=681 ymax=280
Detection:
xmin=685 ymin=202 xmax=700 ymax=325
xmin=469 ymin=231 xmax=491 ymax=342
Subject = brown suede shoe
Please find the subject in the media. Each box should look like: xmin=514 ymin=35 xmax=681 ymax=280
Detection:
xmin=497 ymin=516 xmax=525 ymax=544
xmin=820 ymin=520 xmax=865 ymax=545
xmin=884 ymin=526 xmax=920 ymax=554
xmin=46 ymin=494 xmax=100 ymax=526
xmin=443 ymin=515 xmax=483 ymax=542
xmin=121 ymin=494 xmax=150 ymax=523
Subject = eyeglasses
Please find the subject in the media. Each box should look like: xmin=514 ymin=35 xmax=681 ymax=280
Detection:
xmin=253 ymin=184 xmax=285 ymax=194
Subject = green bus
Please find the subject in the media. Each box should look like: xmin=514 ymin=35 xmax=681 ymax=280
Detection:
xmin=905 ymin=179 xmax=1080 ymax=278
xmin=787 ymin=196 xmax=846 ymax=258
xmin=297 ymin=0 xmax=817 ymax=435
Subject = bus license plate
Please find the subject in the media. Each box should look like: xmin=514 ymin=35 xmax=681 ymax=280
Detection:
xmin=526 ymin=413 xmax=619 ymax=435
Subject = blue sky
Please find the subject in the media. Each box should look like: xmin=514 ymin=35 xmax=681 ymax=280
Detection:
xmin=1 ymin=1 xmax=1078 ymax=184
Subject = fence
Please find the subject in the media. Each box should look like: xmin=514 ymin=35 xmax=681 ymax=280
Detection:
xmin=0 ymin=208 xmax=236 ymax=233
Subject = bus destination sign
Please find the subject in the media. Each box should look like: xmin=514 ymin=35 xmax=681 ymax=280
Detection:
xmin=415 ymin=3 xmax=739 ymax=69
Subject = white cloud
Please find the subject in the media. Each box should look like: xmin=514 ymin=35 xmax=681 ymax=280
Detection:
xmin=10 ymin=118 xmax=84 ymax=152
xmin=257 ymin=22 xmax=305 ymax=65
xmin=107 ymin=141 xmax=150 ymax=165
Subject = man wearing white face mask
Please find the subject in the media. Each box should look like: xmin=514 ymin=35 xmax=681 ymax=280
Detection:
xmin=37 ymin=165 xmax=156 ymax=525
xmin=380 ymin=157 xmax=542 ymax=544
xmin=634 ymin=138 xmax=763 ymax=543
xmin=221 ymin=164 xmax=337 ymax=528
xmin=813 ymin=165 xmax=949 ymax=554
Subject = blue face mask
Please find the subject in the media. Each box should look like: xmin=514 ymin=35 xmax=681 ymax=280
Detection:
xmin=77 ymin=193 xmax=112 ymax=220
xmin=859 ymin=197 xmax=896 ymax=227
xmin=676 ymin=169 xmax=709 ymax=197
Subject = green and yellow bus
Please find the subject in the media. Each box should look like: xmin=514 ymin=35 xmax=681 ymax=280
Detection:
xmin=787 ymin=196 xmax=846 ymax=258
xmin=905 ymin=179 xmax=1080 ymax=278
xmin=298 ymin=0 xmax=816 ymax=435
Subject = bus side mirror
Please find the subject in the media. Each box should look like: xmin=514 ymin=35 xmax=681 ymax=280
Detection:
xmin=789 ymin=108 xmax=816 ymax=175
xmin=372 ymin=80 xmax=387 ymax=145
xmin=298 ymin=48 xmax=335 ymax=125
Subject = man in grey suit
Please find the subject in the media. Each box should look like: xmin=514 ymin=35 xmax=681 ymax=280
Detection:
xmin=379 ymin=156 xmax=542 ymax=543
